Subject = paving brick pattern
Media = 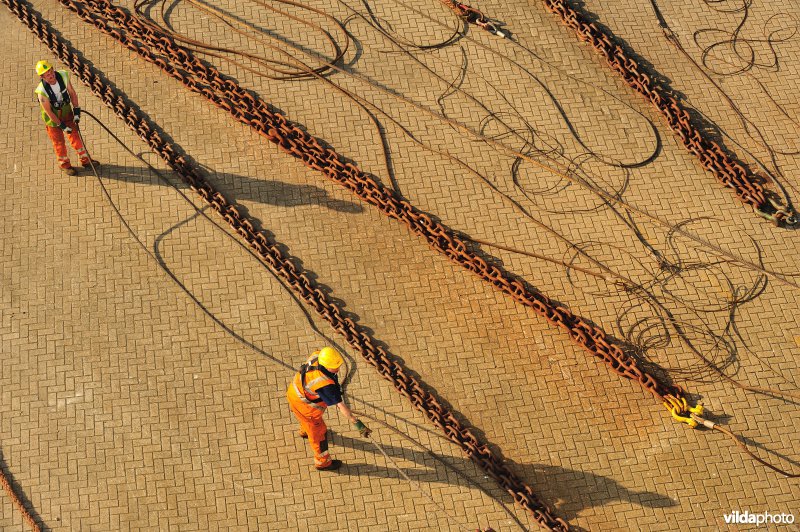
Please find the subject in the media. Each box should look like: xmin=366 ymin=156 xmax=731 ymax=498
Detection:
xmin=1 ymin=0 xmax=798 ymax=530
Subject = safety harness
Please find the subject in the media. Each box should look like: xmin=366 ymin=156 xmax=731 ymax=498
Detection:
xmin=299 ymin=360 xmax=332 ymax=403
xmin=41 ymin=71 xmax=70 ymax=110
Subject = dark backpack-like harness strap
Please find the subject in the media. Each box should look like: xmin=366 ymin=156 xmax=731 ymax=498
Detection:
xmin=41 ymin=72 xmax=70 ymax=110
xmin=299 ymin=363 xmax=325 ymax=403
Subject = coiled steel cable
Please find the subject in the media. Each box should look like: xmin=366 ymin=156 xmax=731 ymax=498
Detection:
xmin=134 ymin=0 xmax=350 ymax=81
xmin=53 ymin=0 xmax=800 ymax=428
xmin=90 ymin=0 xmax=797 ymax=472
xmin=82 ymin=0 xmax=800 ymax=290
xmin=434 ymin=0 xmax=796 ymax=225
xmin=130 ymin=0 xmax=800 ymax=406
xmin=538 ymin=0 xmax=797 ymax=226
xmin=338 ymin=0 xmax=800 ymax=404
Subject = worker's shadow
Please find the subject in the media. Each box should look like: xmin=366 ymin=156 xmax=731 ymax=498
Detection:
xmin=90 ymin=163 xmax=364 ymax=214
xmin=331 ymin=432 xmax=675 ymax=530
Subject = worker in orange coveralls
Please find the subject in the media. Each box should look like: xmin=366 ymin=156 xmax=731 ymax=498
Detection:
xmin=287 ymin=347 xmax=371 ymax=471
xmin=34 ymin=60 xmax=98 ymax=175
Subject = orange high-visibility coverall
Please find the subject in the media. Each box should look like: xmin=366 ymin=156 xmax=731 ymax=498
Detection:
xmin=286 ymin=354 xmax=339 ymax=468
xmin=35 ymin=70 xmax=89 ymax=169
xmin=45 ymin=115 xmax=88 ymax=169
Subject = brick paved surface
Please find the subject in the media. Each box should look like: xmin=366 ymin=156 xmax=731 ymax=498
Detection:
xmin=1 ymin=0 xmax=798 ymax=530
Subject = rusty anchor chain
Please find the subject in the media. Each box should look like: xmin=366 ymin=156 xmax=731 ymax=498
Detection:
xmin=0 ymin=459 xmax=40 ymax=531
xmin=439 ymin=0 xmax=507 ymax=37
xmin=540 ymin=0 xmax=797 ymax=226
xmin=59 ymin=0 xmax=695 ymax=412
xmin=4 ymin=0 xmax=569 ymax=528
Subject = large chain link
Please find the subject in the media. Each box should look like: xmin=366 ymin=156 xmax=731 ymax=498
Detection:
xmin=439 ymin=0 xmax=507 ymax=37
xmin=5 ymin=0 xmax=573 ymax=528
xmin=541 ymin=0 xmax=796 ymax=226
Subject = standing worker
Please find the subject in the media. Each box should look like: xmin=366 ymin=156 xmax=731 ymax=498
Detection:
xmin=287 ymin=347 xmax=371 ymax=471
xmin=34 ymin=60 xmax=98 ymax=175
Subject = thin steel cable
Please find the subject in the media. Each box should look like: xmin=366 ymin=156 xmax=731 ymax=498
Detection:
xmin=132 ymin=0 xmax=800 ymax=287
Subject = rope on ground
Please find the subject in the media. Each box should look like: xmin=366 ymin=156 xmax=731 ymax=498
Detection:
xmin=159 ymin=0 xmax=800 ymax=401
xmin=115 ymin=0 xmax=799 ymax=287
xmin=83 ymin=1 xmax=800 ymax=406
xmin=689 ymin=413 xmax=800 ymax=478
xmin=59 ymin=2 xmax=791 ymax=432
xmin=57 ymin=0 xmax=693 ymax=422
xmin=84 ymin=74 xmax=800 ymax=510
xmin=0 ymin=453 xmax=41 ymax=531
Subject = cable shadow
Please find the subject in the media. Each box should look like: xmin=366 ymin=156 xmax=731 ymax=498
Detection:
xmin=735 ymin=433 xmax=800 ymax=472
xmin=83 ymin=162 xmax=364 ymax=214
xmin=330 ymin=432 xmax=676 ymax=531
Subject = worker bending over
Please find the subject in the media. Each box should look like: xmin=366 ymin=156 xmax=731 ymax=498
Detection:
xmin=287 ymin=347 xmax=371 ymax=471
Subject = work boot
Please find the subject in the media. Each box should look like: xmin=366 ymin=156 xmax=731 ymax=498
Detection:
xmin=81 ymin=158 xmax=100 ymax=169
xmin=315 ymin=459 xmax=342 ymax=472
xmin=62 ymin=166 xmax=77 ymax=176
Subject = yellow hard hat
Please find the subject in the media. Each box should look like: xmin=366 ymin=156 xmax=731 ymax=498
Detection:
xmin=36 ymin=60 xmax=53 ymax=76
xmin=317 ymin=347 xmax=343 ymax=370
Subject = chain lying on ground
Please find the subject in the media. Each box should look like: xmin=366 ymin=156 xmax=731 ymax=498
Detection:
xmin=57 ymin=0 xmax=698 ymax=418
xmin=3 ymin=0 xmax=568 ymax=529
xmin=439 ymin=0 xmax=508 ymax=37
xmin=0 ymin=456 xmax=40 ymax=531
xmin=98 ymin=0 xmax=792 ymax=475
xmin=75 ymin=111 xmax=508 ymax=530
xmin=540 ymin=0 xmax=797 ymax=226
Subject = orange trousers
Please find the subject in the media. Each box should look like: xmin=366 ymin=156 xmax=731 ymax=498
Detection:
xmin=287 ymin=395 xmax=331 ymax=468
xmin=45 ymin=118 xmax=88 ymax=169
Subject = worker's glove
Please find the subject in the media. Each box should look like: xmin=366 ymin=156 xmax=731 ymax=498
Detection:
xmin=353 ymin=420 xmax=371 ymax=438
xmin=73 ymin=107 xmax=81 ymax=123
xmin=58 ymin=122 xmax=73 ymax=134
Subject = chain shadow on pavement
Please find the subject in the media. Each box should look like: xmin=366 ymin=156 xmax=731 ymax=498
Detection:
xmin=133 ymin=166 xmax=678 ymax=532
xmin=329 ymin=432 xmax=676 ymax=531
xmin=85 ymin=162 xmax=364 ymax=214
xmin=92 ymin=157 xmax=681 ymax=531
xmin=104 ymin=162 xmax=678 ymax=531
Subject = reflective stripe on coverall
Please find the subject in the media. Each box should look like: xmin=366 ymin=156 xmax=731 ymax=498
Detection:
xmin=35 ymin=70 xmax=88 ymax=167
xmin=286 ymin=354 xmax=337 ymax=468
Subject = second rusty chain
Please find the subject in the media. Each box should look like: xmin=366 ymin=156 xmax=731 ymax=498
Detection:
xmin=536 ymin=0 xmax=796 ymax=226
xmin=443 ymin=0 xmax=796 ymax=225
xmin=439 ymin=0 xmax=508 ymax=37
xmin=59 ymin=0 xmax=695 ymax=413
